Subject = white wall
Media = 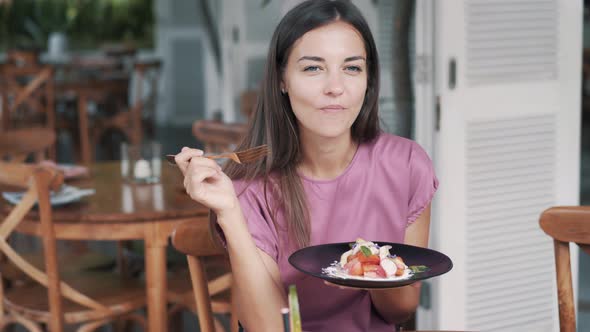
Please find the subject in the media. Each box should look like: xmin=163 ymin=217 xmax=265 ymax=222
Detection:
xmin=154 ymin=0 xmax=221 ymax=126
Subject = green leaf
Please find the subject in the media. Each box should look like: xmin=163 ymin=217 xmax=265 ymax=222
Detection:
xmin=409 ymin=265 xmax=429 ymax=273
xmin=360 ymin=246 xmax=372 ymax=257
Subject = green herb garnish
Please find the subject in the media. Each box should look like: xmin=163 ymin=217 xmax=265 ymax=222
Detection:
xmin=360 ymin=246 xmax=372 ymax=257
xmin=409 ymin=265 xmax=429 ymax=273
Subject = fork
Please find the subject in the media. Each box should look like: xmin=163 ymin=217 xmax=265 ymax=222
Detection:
xmin=166 ymin=144 xmax=268 ymax=165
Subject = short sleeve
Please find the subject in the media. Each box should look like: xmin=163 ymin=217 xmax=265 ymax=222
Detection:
xmin=213 ymin=181 xmax=280 ymax=262
xmin=406 ymin=142 xmax=439 ymax=226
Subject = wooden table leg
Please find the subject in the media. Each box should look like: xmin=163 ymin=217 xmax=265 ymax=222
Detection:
xmin=145 ymin=237 xmax=168 ymax=332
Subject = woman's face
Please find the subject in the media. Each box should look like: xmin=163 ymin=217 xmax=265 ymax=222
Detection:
xmin=282 ymin=21 xmax=368 ymax=142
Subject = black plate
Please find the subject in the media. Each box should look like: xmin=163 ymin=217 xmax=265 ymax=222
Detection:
xmin=288 ymin=241 xmax=453 ymax=289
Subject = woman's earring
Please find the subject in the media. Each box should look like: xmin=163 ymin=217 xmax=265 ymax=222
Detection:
xmin=281 ymin=88 xmax=287 ymax=94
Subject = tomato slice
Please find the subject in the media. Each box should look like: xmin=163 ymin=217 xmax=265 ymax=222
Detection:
xmin=358 ymin=254 xmax=380 ymax=264
xmin=344 ymin=259 xmax=363 ymax=276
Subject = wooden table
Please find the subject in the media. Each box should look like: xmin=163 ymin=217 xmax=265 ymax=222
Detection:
xmin=4 ymin=161 xmax=208 ymax=332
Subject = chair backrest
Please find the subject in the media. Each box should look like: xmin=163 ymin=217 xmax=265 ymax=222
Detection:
xmin=0 ymin=162 xmax=111 ymax=331
xmin=0 ymin=64 xmax=56 ymax=159
xmin=1 ymin=64 xmax=55 ymax=129
xmin=5 ymin=49 xmax=41 ymax=68
xmin=171 ymin=219 xmax=229 ymax=332
xmin=0 ymin=128 xmax=56 ymax=163
xmin=86 ymin=58 xmax=160 ymax=148
xmin=539 ymin=206 xmax=590 ymax=332
xmin=239 ymin=90 xmax=258 ymax=119
xmin=192 ymin=120 xmax=248 ymax=153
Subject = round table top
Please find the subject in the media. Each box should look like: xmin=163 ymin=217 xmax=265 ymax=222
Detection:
xmin=63 ymin=161 xmax=208 ymax=223
xmin=2 ymin=161 xmax=209 ymax=224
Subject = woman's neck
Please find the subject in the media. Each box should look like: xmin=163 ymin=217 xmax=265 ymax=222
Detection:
xmin=297 ymin=133 xmax=358 ymax=180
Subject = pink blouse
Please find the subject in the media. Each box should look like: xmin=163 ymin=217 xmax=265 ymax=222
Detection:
xmin=228 ymin=133 xmax=438 ymax=332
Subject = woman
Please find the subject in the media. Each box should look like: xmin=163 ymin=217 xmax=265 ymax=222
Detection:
xmin=175 ymin=1 xmax=438 ymax=331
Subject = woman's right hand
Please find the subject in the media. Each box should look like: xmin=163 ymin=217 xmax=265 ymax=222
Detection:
xmin=175 ymin=147 xmax=239 ymax=215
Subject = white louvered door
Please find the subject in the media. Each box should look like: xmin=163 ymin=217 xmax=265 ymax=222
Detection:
xmin=427 ymin=1 xmax=583 ymax=331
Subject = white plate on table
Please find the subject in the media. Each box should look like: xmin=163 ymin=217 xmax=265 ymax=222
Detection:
xmin=2 ymin=185 xmax=95 ymax=206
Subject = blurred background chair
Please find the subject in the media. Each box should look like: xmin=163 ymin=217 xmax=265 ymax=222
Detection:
xmin=191 ymin=120 xmax=247 ymax=153
xmin=0 ymin=162 xmax=146 ymax=332
xmin=170 ymin=220 xmax=237 ymax=332
xmin=0 ymin=128 xmax=55 ymax=163
xmin=239 ymin=89 xmax=258 ymax=120
xmin=3 ymin=49 xmax=41 ymax=68
xmin=90 ymin=59 xmax=162 ymax=160
xmin=539 ymin=206 xmax=590 ymax=332
xmin=0 ymin=129 xmax=117 ymax=316
xmin=0 ymin=59 xmax=56 ymax=160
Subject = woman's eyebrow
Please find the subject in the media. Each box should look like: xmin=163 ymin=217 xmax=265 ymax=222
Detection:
xmin=297 ymin=55 xmax=366 ymax=63
xmin=344 ymin=56 xmax=366 ymax=62
xmin=297 ymin=56 xmax=324 ymax=62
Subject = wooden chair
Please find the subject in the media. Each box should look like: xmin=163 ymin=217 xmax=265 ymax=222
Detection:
xmin=239 ymin=90 xmax=258 ymax=119
xmin=4 ymin=49 xmax=41 ymax=68
xmin=170 ymin=118 xmax=246 ymax=331
xmin=0 ymin=162 xmax=147 ymax=331
xmin=0 ymin=128 xmax=55 ymax=163
xmin=0 ymin=63 xmax=56 ymax=160
xmin=90 ymin=59 xmax=162 ymax=154
xmin=0 ymin=128 xmax=55 ymax=290
xmin=0 ymin=128 xmax=115 ymax=283
xmin=539 ymin=206 xmax=590 ymax=332
xmin=191 ymin=120 xmax=247 ymax=153
xmin=170 ymin=220 xmax=237 ymax=332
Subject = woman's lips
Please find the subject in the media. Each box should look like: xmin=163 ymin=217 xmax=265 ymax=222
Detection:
xmin=320 ymin=105 xmax=345 ymax=113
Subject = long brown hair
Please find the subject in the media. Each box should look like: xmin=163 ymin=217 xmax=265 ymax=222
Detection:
xmin=224 ymin=0 xmax=381 ymax=248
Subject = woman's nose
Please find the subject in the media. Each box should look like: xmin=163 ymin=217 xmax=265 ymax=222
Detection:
xmin=323 ymin=72 xmax=344 ymax=96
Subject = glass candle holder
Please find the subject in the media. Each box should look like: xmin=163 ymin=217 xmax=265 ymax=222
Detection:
xmin=122 ymin=141 xmax=162 ymax=184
